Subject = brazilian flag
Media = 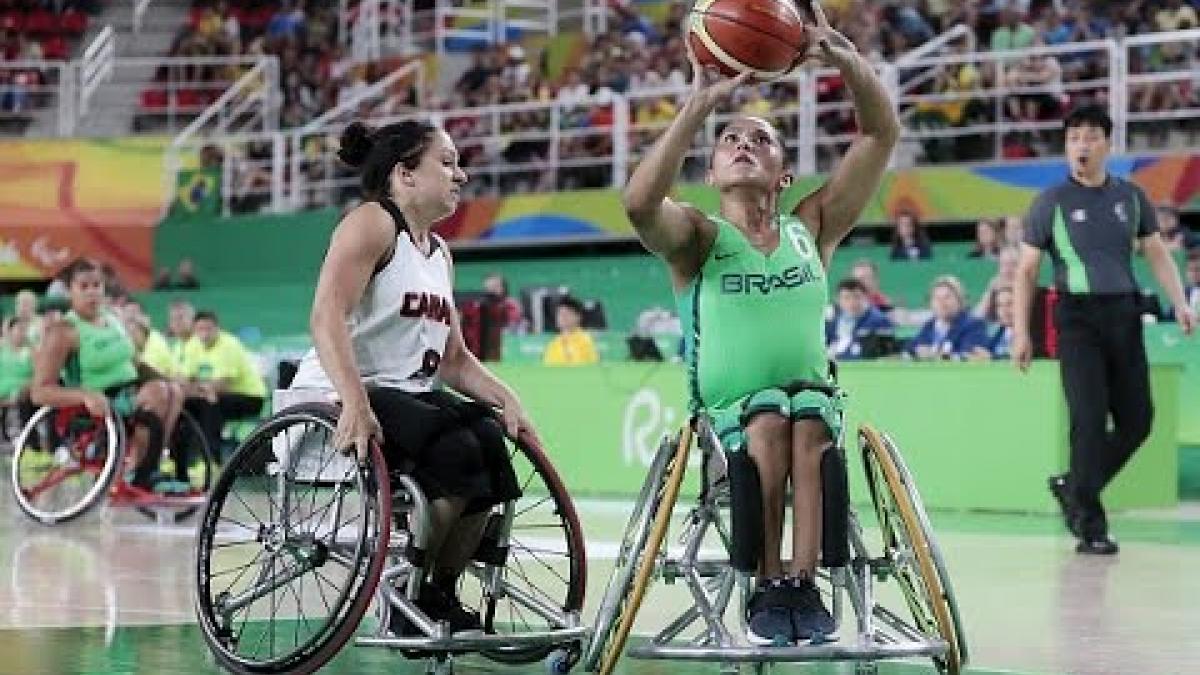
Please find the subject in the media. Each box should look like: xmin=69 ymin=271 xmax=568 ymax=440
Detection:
xmin=173 ymin=167 xmax=221 ymax=216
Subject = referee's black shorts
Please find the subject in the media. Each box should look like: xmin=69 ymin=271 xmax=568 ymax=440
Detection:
xmin=367 ymin=387 xmax=520 ymax=515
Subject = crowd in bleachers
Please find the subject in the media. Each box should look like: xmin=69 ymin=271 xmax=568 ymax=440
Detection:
xmin=0 ymin=0 xmax=99 ymax=128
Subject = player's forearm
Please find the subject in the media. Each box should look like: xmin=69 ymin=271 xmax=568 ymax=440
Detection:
xmin=1147 ymin=247 xmax=1189 ymax=309
xmin=440 ymin=354 xmax=516 ymax=409
xmin=1013 ymin=267 xmax=1038 ymax=337
xmin=622 ymin=98 xmax=710 ymax=218
xmin=838 ymin=53 xmax=900 ymax=143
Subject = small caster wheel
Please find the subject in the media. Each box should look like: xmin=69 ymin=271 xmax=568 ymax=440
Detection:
xmin=546 ymin=645 xmax=580 ymax=673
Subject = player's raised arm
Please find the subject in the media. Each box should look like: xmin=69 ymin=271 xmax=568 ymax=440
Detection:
xmin=792 ymin=2 xmax=900 ymax=262
xmin=623 ymin=44 xmax=750 ymax=262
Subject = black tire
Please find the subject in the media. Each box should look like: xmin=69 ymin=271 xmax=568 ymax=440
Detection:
xmin=475 ymin=437 xmax=588 ymax=665
xmin=194 ymin=402 xmax=390 ymax=675
xmin=11 ymin=405 xmax=123 ymax=525
xmin=136 ymin=408 xmax=217 ymax=522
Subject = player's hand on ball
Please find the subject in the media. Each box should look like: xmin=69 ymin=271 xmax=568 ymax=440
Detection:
xmin=1011 ymin=331 xmax=1033 ymax=373
xmin=685 ymin=38 xmax=752 ymax=110
xmin=795 ymin=1 xmax=858 ymax=70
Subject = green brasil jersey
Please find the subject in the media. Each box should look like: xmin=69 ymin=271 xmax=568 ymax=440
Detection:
xmin=65 ymin=311 xmax=138 ymax=391
xmin=678 ymin=214 xmax=829 ymax=410
xmin=0 ymin=344 xmax=32 ymax=399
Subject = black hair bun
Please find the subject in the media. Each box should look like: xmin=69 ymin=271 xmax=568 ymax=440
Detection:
xmin=338 ymin=122 xmax=375 ymax=168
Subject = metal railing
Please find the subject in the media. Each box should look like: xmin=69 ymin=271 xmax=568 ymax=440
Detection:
xmin=132 ymin=0 xmax=153 ymax=34
xmin=1123 ymin=27 xmax=1200 ymax=150
xmin=340 ymin=0 xmax=599 ymax=61
xmin=0 ymin=60 xmax=75 ymax=135
xmin=155 ymin=32 xmax=1200 ymax=217
xmin=76 ymin=26 xmax=116 ymax=124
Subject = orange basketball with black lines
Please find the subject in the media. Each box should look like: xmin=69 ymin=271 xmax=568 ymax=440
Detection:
xmin=688 ymin=0 xmax=809 ymax=80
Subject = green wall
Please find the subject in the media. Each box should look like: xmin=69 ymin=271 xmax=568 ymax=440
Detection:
xmin=492 ymin=361 xmax=1180 ymax=512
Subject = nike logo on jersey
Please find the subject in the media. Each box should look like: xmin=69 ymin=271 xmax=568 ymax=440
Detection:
xmin=714 ymin=252 xmax=738 ymax=261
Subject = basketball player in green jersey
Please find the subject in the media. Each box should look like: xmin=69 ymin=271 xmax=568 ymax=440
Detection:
xmin=624 ymin=3 xmax=899 ymax=645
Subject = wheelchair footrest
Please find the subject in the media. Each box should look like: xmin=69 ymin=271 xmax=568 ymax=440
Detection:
xmin=355 ymin=625 xmax=591 ymax=652
xmin=626 ymin=637 xmax=947 ymax=663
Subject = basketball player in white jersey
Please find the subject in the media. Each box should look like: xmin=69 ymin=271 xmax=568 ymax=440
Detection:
xmin=290 ymin=119 xmax=540 ymax=633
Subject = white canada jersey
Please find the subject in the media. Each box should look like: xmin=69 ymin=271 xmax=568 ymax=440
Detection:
xmin=291 ymin=222 xmax=454 ymax=393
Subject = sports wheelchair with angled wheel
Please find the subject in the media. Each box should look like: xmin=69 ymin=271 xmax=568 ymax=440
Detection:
xmin=10 ymin=403 xmax=215 ymax=525
xmin=583 ymin=379 xmax=968 ymax=675
xmin=192 ymin=392 xmax=589 ymax=675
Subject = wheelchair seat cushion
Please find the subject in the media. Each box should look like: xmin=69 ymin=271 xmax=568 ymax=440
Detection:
xmin=710 ymin=385 xmax=845 ymax=453
xmin=367 ymin=386 xmax=520 ymax=514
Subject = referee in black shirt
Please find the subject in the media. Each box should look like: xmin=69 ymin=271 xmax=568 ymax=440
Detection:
xmin=1012 ymin=105 xmax=1195 ymax=555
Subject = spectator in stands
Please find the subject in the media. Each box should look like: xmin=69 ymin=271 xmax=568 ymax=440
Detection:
xmin=542 ymin=296 xmax=597 ymax=366
xmin=1005 ymin=37 xmax=1063 ymax=123
xmin=175 ymin=258 xmax=200 ymax=289
xmin=907 ymin=275 xmax=989 ymax=360
xmin=154 ymin=267 xmax=173 ymax=290
xmin=991 ymin=7 xmax=1037 ymax=52
xmin=1039 ymin=8 xmax=1073 ymax=46
xmin=483 ymin=273 xmax=524 ymax=333
xmin=889 ymin=211 xmax=933 ymax=261
xmin=826 ymin=278 xmax=895 ymax=360
xmin=0 ymin=317 xmax=35 ymax=433
xmin=968 ymin=218 xmax=1003 ymax=259
xmin=1156 ymin=0 xmax=1199 ymax=33
xmin=972 ymin=285 xmax=1015 ymax=360
xmin=1003 ymin=214 xmax=1025 ymax=248
xmin=851 ymin=258 xmax=894 ymax=311
xmin=266 ymin=0 xmax=304 ymax=41
xmin=124 ymin=309 xmax=177 ymax=379
xmin=457 ymin=45 xmax=495 ymax=99
xmin=1185 ymin=248 xmax=1200 ymax=314
xmin=1156 ymin=204 xmax=1196 ymax=251
xmin=13 ymin=289 xmax=41 ymax=342
xmin=166 ymin=300 xmax=195 ymax=369
xmin=881 ymin=2 xmax=935 ymax=48
xmin=180 ymin=310 xmax=266 ymax=455
xmin=975 ymin=245 xmax=1020 ymax=320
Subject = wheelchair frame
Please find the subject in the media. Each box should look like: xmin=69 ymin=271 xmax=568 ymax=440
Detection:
xmin=584 ymin=399 xmax=967 ymax=675
xmin=10 ymin=403 xmax=215 ymax=525
xmin=193 ymin=398 xmax=589 ymax=675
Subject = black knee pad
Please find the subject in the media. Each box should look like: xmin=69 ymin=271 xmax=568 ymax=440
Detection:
xmin=726 ymin=451 xmax=763 ymax=573
xmin=820 ymin=447 xmax=850 ymax=568
xmin=131 ymin=408 xmax=165 ymax=473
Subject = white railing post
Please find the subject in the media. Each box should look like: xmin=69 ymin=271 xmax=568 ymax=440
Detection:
xmin=880 ymin=63 xmax=901 ymax=169
xmin=611 ymin=95 xmax=630 ymax=188
xmin=220 ymin=139 xmax=233 ymax=216
xmin=271 ymin=133 xmax=286 ymax=213
xmin=78 ymin=26 xmax=116 ymax=119
xmin=58 ymin=63 xmax=76 ymax=136
xmin=796 ymin=70 xmax=817 ymax=176
xmin=1110 ymin=38 xmax=1127 ymax=155
xmin=133 ymin=0 xmax=151 ymax=34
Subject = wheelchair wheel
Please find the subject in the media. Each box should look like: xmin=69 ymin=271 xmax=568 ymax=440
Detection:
xmin=11 ymin=405 xmax=122 ymax=525
xmin=585 ymin=424 xmax=693 ymax=675
xmin=860 ymin=425 xmax=967 ymax=675
xmin=136 ymin=408 xmax=217 ymax=522
xmin=194 ymin=402 xmax=391 ymax=675
xmin=471 ymin=437 xmax=587 ymax=665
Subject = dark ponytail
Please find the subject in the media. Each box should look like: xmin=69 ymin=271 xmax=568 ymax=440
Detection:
xmin=337 ymin=119 xmax=438 ymax=200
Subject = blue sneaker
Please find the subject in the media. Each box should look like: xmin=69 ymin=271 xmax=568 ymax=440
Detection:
xmin=782 ymin=577 xmax=835 ymax=643
xmin=746 ymin=578 xmax=794 ymax=646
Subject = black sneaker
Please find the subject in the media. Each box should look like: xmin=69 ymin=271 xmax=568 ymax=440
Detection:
xmin=746 ymin=578 xmax=795 ymax=646
xmin=421 ymin=584 xmax=483 ymax=634
xmin=781 ymin=577 xmax=834 ymax=643
xmin=1047 ymin=474 xmax=1079 ymax=536
xmin=1076 ymin=534 xmax=1119 ymax=555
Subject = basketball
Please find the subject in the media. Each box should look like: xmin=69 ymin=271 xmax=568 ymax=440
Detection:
xmin=687 ymin=0 xmax=810 ymax=81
